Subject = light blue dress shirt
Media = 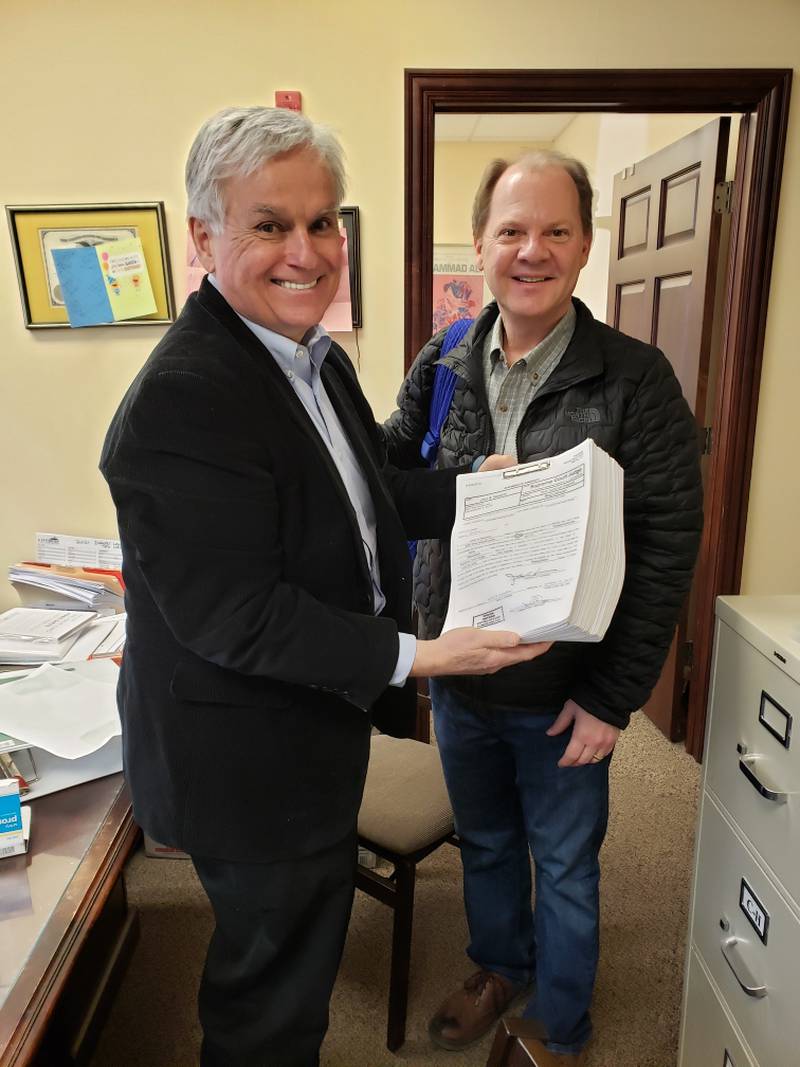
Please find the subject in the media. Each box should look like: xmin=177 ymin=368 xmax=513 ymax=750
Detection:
xmin=207 ymin=276 xmax=416 ymax=686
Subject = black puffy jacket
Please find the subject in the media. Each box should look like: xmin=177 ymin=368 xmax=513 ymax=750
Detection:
xmin=382 ymin=299 xmax=703 ymax=728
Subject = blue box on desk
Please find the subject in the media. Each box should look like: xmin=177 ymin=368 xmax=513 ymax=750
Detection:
xmin=0 ymin=778 xmax=24 ymax=857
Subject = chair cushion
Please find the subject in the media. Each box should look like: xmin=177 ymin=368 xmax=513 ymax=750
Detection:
xmin=357 ymin=734 xmax=454 ymax=855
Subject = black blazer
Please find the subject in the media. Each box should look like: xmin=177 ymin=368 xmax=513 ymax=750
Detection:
xmin=100 ymin=279 xmax=460 ymax=861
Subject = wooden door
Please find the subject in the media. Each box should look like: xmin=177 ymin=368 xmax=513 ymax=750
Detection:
xmin=606 ymin=118 xmax=730 ymax=741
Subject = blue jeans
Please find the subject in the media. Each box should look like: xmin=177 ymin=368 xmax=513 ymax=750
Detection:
xmin=430 ymin=679 xmax=610 ymax=1056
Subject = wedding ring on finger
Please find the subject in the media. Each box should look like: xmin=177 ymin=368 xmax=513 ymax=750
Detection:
xmin=591 ymin=753 xmax=604 ymax=762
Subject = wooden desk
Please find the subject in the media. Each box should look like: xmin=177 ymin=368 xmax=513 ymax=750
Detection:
xmin=0 ymin=774 xmax=139 ymax=1066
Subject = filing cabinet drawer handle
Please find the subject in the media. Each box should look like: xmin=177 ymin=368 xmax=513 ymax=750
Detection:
xmin=721 ymin=937 xmax=767 ymax=998
xmin=738 ymin=756 xmax=789 ymax=804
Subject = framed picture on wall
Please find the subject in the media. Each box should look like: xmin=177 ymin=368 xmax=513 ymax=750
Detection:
xmin=6 ymin=202 xmax=175 ymax=328
xmin=338 ymin=205 xmax=362 ymax=329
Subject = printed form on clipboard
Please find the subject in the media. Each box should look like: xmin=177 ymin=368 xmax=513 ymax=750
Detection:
xmin=441 ymin=439 xmax=625 ymax=643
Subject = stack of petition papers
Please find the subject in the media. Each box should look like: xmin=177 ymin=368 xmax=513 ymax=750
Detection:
xmin=442 ymin=439 xmax=625 ymax=643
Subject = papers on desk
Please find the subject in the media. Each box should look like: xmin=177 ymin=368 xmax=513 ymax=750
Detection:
xmin=0 ymin=661 xmax=122 ymax=798
xmin=0 ymin=608 xmax=98 ymax=665
xmin=0 ymin=671 xmax=34 ymax=754
xmin=0 ymin=657 xmax=123 ymax=802
xmin=0 ymin=638 xmax=124 ymax=803
xmin=0 ymin=609 xmax=124 ymax=666
xmin=442 ymin=439 xmax=625 ymax=643
xmin=9 ymin=562 xmax=124 ymax=615
xmin=35 ymin=532 xmax=122 ymax=569
xmin=0 ymin=660 xmax=121 ymax=759
xmin=61 ymin=614 xmax=126 ymax=661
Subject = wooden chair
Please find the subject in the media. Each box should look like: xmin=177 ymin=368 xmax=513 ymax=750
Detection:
xmin=487 ymin=1019 xmax=576 ymax=1067
xmin=356 ymin=728 xmax=455 ymax=1051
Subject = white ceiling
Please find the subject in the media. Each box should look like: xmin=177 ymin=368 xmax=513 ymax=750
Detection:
xmin=435 ymin=113 xmax=577 ymax=143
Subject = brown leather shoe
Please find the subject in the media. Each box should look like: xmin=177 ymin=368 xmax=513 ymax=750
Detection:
xmin=428 ymin=969 xmax=529 ymax=1050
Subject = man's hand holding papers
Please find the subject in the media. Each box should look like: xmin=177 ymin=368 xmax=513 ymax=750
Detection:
xmin=476 ymin=453 xmax=517 ymax=473
xmin=410 ymin=627 xmax=552 ymax=678
xmin=442 ymin=439 xmax=625 ymax=644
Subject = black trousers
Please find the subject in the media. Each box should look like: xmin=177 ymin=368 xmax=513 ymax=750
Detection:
xmin=191 ymin=831 xmax=358 ymax=1067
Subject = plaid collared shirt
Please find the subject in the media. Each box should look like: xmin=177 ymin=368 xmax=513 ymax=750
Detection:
xmin=484 ymin=304 xmax=576 ymax=457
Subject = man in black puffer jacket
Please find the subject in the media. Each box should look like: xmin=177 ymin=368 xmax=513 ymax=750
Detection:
xmin=382 ymin=150 xmax=703 ymax=1061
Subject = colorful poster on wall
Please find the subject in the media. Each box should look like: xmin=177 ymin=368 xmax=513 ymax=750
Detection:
xmin=432 ymin=244 xmax=491 ymax=332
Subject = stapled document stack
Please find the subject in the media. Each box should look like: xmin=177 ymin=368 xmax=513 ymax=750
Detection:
xmin=442 ymin=439 xmax=625 ymax=643
xmin=9 ymin=562 xmax=124 ymax=615
xmin=0 ymin=608 xmax=99 ymax=665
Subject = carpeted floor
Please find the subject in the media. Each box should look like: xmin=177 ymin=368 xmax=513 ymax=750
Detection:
xmin=88 ymin=712 xmax=699 ymax=1067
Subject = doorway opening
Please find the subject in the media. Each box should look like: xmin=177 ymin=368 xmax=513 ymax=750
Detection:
xmin=404 ymin=69 xmax=791 ymax=760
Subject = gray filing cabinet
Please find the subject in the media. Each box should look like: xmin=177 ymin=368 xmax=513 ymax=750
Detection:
xmin=679 ymin=596 xmax=800 ymax=1067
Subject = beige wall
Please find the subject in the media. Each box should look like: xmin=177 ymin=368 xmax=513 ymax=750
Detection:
xmin=1 ymin=0 xmax=798 ymax=613
xmin=434 ymin=139 xmax=549 ymax=244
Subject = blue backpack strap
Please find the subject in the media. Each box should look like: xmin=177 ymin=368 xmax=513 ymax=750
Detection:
xmin=408 ymin=317 xmax=473 ymax=560
xmin=420 ymin=317 xmax=473 ymax=466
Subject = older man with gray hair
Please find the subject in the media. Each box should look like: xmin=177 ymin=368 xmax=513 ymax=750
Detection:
xmin=100 ymin=107 xmax=549 ymax=1066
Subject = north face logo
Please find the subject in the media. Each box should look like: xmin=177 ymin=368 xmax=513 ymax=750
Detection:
xmin=565 ymin=407 xmax=601 ymax=424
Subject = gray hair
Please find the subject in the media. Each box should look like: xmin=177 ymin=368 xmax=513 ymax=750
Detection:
xmin=472 ymin=148 xmax=594 ymax=240
xmin=186 ymin=106 xmax=347 ymax=234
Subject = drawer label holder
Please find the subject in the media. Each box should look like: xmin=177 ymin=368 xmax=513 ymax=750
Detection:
xmin=739 ymin=877 xmax=769 ymax=944
xmin=759 ymin=690 xmax=792 ymax=749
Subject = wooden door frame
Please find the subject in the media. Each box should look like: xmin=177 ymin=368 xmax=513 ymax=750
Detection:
xmin=404 ymin=69 xmax=792 ymax=760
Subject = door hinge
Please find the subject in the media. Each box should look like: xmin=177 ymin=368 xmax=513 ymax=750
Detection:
xmin=683 ymin=640 xmax=694 ymax=680
xmin=700 ymin=426 xmax=713 ymax=456
xmin=714 ymin=180 xmax=734 ymax=215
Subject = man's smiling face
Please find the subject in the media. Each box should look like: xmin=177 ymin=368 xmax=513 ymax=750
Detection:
xmin=475 ymin=164 xmax=591 ymax=344
xmin=190 ymin=145 xmax=343 ymax=341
